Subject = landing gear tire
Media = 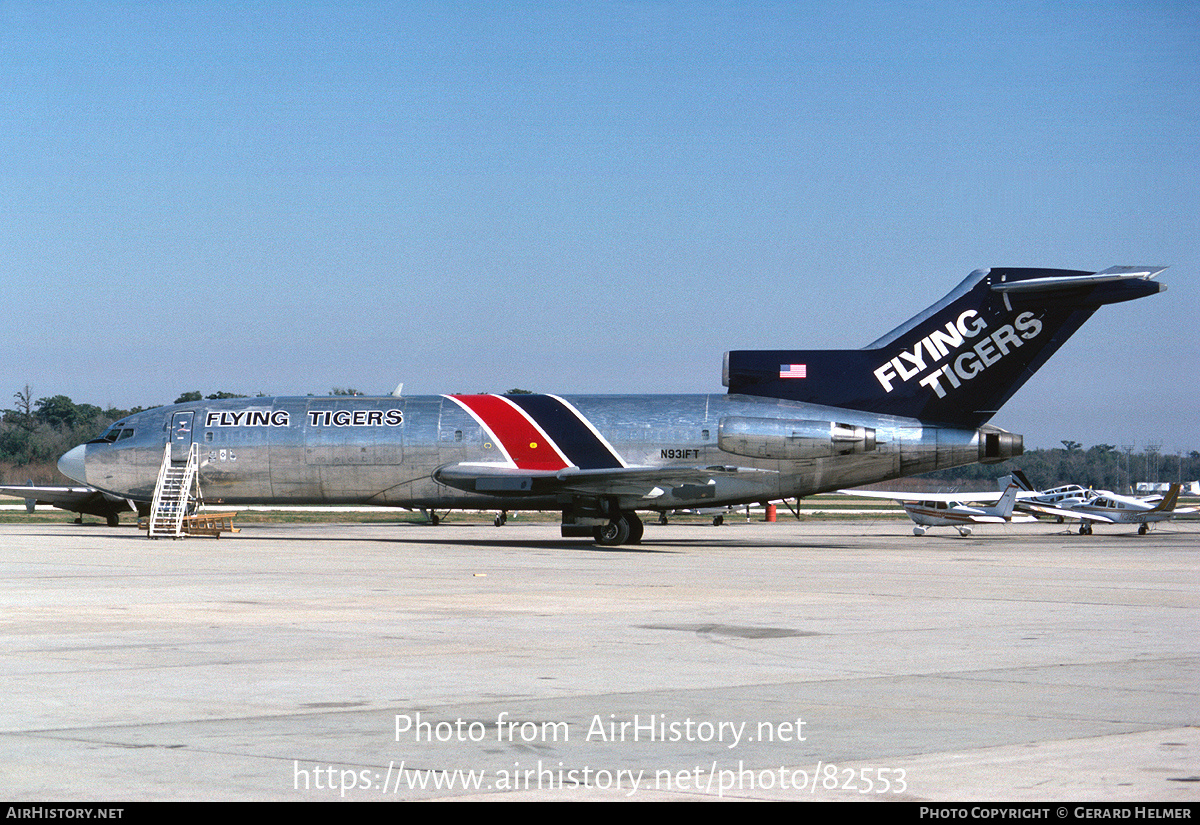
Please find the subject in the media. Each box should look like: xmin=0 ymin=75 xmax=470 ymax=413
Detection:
xmin=107 ymin=514 xmax=120 ymax=527
xmin=1138 ymin=522 xmax=1149 ymax=535
xmin=626 ymin=512 xmax=644 ymax=544
xmin=592 ymin=512 xmax=643 ymax=546
xmin=593 ymin=517 xmax=631 ymax=547
xmin=713 ymin=515 xmax=724 ymax=526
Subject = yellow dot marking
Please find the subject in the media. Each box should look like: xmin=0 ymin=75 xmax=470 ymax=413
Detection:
xmin=530 ymin=442 xmax=538 ymax=449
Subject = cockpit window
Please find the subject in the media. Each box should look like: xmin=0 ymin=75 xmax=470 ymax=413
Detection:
xmin=87 ymin=425 xmax=134 ymax=444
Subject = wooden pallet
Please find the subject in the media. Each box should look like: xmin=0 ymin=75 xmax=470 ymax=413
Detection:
xmin=140 ymin=512 xmax=239 ymax=538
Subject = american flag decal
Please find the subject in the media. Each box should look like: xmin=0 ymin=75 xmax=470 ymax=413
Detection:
xmin=779 ymin=364 xmax=807 ymax=379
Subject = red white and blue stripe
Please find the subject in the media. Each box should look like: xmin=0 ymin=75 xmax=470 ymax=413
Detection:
xmin=445 ymin=394 xmax=626 ymax=471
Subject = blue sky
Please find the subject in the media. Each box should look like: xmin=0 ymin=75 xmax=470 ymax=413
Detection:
xmin=3 ymin=1 xmax=1197 ymax=450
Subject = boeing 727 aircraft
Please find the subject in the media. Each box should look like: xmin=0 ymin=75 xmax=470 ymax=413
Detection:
xmin=57 ymin=266 xmax=1166 ymax=544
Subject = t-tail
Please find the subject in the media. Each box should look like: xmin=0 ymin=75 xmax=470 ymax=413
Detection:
xmin=723 ymin=267 xmax=1166 ymax=428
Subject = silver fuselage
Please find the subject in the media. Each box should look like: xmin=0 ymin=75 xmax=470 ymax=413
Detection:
xmin=62 ymin=393 xmax=1006 ymax=512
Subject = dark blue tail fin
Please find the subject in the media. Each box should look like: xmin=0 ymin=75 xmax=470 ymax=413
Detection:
xmin=723 ymin=267 xmax=1166 ymax=428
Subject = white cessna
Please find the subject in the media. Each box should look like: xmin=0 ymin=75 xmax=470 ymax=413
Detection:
xmin=840 ymin=478 xmax=1033 ymax=536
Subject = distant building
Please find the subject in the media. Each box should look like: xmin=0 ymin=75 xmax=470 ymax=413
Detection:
xmin=1136 ymin=481 xmax=1200 ymax=496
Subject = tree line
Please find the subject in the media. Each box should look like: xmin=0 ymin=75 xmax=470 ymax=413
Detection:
xmin=918 ymin=441 xmax=1200 ymax=494
xmin=0 ymin=388 xmax=248 ymax=484
xmin=1 ymin=387 xmax=1195 ymax=490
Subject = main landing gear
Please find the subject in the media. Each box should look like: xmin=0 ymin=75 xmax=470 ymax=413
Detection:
xmin=562 ymin=500 xmax=645 ymax=546
xmin=592 ymin=511 xmax=644 ymax=546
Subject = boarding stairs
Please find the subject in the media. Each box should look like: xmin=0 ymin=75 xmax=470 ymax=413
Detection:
xmin=147 ymin=442 xmax=201 ymax=538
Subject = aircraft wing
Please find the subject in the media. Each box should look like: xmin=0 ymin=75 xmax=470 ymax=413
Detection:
xmin=839 ymin=489 xmax=1006 ymax=504
xmin=1015 ymin=501 xmax=1115 ymax=523
xmin=434 ymin=463 xmax=755 ymax=502
xmin=0 ymin=484 xmax=134 ymax=519
xmin=962 ymin=513 xmax=1039 ymax=524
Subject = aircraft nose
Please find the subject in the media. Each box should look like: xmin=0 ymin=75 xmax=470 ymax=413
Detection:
xmin=58 ymin=444 xmax=88 ymax=485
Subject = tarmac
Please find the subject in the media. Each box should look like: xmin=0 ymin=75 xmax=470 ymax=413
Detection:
xmin=1 ymin=517 xmax=1197 ymax=801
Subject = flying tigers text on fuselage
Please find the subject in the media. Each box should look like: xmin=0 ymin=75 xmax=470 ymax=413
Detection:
xmin=202 ymin=409 xmax=404 ymax=428
xmin=872 ymin=309 xmax=1043 ymax=400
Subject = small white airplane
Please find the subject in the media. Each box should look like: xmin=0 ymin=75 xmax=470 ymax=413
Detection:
xmin=839 ymin=478 xmax=1033 ymax=536
xmin=1033 ymin=483 xmax=1192 ymax=535
xmin=1004 ymin=470 xmax=1101 ymax=518
xmin=1006 ymin=471 xmax=1195 ymax=534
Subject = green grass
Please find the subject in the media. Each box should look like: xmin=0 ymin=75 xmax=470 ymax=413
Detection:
xmin=1 ymin=494 xmax=906 ymax=526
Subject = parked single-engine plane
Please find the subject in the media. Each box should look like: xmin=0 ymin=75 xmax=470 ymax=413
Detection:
xmin=1006 ymin=470 xmax=1194 ymax=534
xmin=839 ymin=479 xmax=1034 ymax=536
xmin=1021 ymin=482 xmax=1192 ymax=534
xmin=57 ymin=266 xmax=1165 ymax=544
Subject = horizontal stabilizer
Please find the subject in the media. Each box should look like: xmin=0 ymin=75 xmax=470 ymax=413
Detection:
xmin=989 ymin=266 xmax=1167 ymax=295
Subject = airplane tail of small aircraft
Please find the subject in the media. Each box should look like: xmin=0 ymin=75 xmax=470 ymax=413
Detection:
xmin=994 ymin=481 xmax=1020 ymax=519
xmin=1008 ymin=470 xmax=1035 ymax=493
xmin=1151 ymin=483 xmax=1181 ymax=513
xmin=724 ymin=267 xmax=1166 ymax=428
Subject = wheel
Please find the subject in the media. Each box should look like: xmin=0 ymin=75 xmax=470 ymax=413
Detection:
xmin=1138 ymin=522 xmax=1148 ymax=535
xmin=593 ymin=516 xmax=631 ymax=546
xmin=626 ymin=512 xmax=644 ymax=544
xmin=106 ymin=513 xmax=120 ymax=527
xmin=430 ymin=513 xmax=440 ymax=526
xmin=658 ymin=512 xmax=668 ymax=525
xmin=713 ymin=514 xmax=724 ymax=526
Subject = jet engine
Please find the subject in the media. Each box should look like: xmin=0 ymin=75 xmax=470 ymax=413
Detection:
xmin=717 ymin=416 xmax=876 ymax=460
